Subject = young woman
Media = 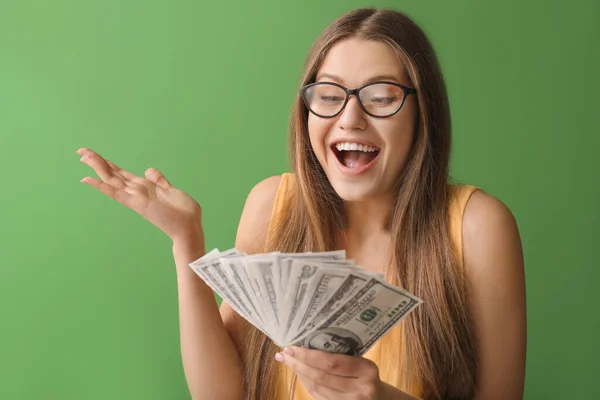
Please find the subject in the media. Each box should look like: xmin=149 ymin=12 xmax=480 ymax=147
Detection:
xmin=77 ymin=7 xmax=526 ymax=400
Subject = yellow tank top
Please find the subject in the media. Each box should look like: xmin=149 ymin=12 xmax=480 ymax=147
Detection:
xmin=266 ymin=173 xmax=479 ymax=400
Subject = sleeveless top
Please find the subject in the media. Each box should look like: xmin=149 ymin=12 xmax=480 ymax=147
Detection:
xmin=266 ymin=173 xmax=480 ymax=400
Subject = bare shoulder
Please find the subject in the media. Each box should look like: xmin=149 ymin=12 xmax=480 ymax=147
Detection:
xmin=462 ymin=189 xmax=525 ymax=307
xmin=235 ymin=175 xmax=282 ymax=254
xmin=221 ymin=175 xmax=282 ymax=353
xmin=462 ymin=189 xmax=527 ymax=400
xmin=463 ymin=189 xmax=522 ymax=264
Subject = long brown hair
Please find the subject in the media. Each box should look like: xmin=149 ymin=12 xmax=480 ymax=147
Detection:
xmin=241 ymin=7 xmax=478 ymax=400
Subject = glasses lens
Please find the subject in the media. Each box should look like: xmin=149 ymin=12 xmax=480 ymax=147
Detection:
xmin=304 ymin=83 xmax=347 ymax=117
xmin=359 ymin=83 xmax=405 ymax=117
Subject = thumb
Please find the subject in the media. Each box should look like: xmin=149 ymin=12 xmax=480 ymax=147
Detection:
xmin=145 ymin=168 xmax=172 ymax=190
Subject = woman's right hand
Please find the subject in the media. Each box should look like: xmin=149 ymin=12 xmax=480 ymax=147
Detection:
xmin=77 ymin=147 xmax=204 ymax=244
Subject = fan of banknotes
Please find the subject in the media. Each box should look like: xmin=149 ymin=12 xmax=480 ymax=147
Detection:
xmin=189 ymin=248 xmax=422 ymax=356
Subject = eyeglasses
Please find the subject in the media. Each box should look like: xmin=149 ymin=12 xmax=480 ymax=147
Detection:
xmin=300 ymin=81 xmax=417 ymax=118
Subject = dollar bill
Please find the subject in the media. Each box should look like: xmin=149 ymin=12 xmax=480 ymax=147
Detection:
xmin=188 ymin=248 xmax=422 ymax=354
xmin=188 ymin=249 xmax=258 ymax=324
xmin=221 ymin=255 xmax=272 ymax=332
xmin=278 ymin=259 xmax=319 ymax=344
xmin=219 ymin=257 xmax=265 ymax=329
xmin=292 ymin=277 xmax=422 ymax=355
xmin=288 ymin=271 xmax=369 ymax=343
xmin=242 ymin=255 xmax=280 ymax=332
xmin=188 ymin=248 xmax=239 ymax=292
xmin=283 ymin=264 xmax=352 ymax=342
xmin=278 ymin=250 xmax=346 ymax=298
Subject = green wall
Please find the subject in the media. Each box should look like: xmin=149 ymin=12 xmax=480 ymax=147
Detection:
xmin=1 ymin=0 xmax=597 ymax=398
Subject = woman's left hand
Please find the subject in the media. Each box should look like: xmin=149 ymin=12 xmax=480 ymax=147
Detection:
xmin=276 ymin=346 xmax=385 ymax=400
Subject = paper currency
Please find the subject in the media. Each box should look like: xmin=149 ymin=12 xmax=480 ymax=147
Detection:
xmin=293 ymin=277 xmax=422 ymax=355
xmin=188 ymin=248 xmax=422 ymax=353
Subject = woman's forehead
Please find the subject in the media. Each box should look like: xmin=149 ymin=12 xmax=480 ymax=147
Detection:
xmin=316 ymin=38 xmax=407 ymax=86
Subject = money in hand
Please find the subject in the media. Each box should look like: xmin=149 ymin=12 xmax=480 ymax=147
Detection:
xmin=188 ymin=249 xmax=422 ymax=355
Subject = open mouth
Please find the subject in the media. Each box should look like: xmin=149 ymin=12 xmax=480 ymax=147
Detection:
xmin=331 ymin=142 xmax=380 ymax=169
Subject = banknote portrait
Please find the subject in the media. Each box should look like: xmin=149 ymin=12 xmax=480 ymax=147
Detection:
xmin=303 ymin=327 xmax=362 ymax=356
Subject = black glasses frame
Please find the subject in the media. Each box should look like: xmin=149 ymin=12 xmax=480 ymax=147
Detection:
xmin=300 ymin=81 xmax=417 ymax=119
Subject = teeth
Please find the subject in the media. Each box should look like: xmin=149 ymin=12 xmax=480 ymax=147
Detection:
xmin=334 ymin=142 xmax=379 ymax=152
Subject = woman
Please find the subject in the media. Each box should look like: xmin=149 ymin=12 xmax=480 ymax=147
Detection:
xmin=77 ymin=7 xmax=526 ymax=400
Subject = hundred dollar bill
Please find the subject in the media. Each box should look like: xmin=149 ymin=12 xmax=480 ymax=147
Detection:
xmin=291 ymin=277 xmax=422 ymax=355
xmin=288 ymin=271 xmax=369 ymax=343
xmin=188 ymin=248 xmax=239 ymax=290
xmin=219 ymin=257 xmax=265 ymax=330
xmin=283 ymin=264 xmax=352 ymax=342
xmin=190 ymin=248 xmax=421 ymax=354
xmin=242 ymin=255 xmax=280 ymax=331
xmin=244 ymin=251 xmax=346 ymax=325
xmin=278 ymin=259 xmax=320 ymax=344
xmin=278 ymin=250 xmax=346 ymax=299
xmin=278 ymin=258 xmax=355 ymax=343
xmin=188 ymin=249 xmax=258 ymax=324
xmin=221 ymin=255 xmax=272 ymax=332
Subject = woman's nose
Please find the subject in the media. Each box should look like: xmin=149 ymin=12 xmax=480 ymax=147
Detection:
xmin=338 ymin=96 xmax=367 ymax=131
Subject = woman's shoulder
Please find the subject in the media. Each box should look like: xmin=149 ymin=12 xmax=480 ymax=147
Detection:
xmin=248 ymin=175 xmax=284 ymax=202
xmin=461 ymin=188 xmax=519 ymax=251
xmin=460 ymin=186 xmax=523 ymax=294
xmin=459 ymin=189 xmax=527 ymax=398
xmin=449 ymin=182 xmax=520 ymax=262
xmin=235 ymin=175 xmax=283 ymax=254
xmin=447 ymin=183 xmax=521 ymax=266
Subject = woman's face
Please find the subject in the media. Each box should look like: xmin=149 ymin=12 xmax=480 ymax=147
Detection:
xmin=307 ymin=38 xmax=417 ymax=202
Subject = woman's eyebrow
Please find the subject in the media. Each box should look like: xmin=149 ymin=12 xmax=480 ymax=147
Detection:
xmin=316 ymin=73 xmax=345 ymax=83
xmin=366 ymin=74 xmax=401 ymax=83
xmin=315 ymin=73 xmax=402 ymax=85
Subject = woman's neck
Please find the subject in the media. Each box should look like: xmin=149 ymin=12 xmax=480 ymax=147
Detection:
xmin=338 ymin=195 xmax=394 ymax=273
xmin=343 ymin=194 xmax=393 ymax=237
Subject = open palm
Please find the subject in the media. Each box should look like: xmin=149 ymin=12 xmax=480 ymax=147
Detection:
xmin=77 ymin=148 xmax=202 ymax=242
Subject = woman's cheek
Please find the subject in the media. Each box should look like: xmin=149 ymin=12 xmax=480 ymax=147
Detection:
xmin=308 ymin=120 xmax=333 ymax=164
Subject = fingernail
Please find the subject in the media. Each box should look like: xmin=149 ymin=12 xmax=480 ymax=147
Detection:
xmin=275 ymin=352 xmax=285 ymax=362
xmin=80 ymin=177 xmax=88 ymax=184
xmin=283 ymin=347 xmax=295 ymax=356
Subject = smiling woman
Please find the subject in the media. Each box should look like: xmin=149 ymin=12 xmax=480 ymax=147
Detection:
xmin=77 ymin=6 xmax=526 ymax=400
xmin=236 ymin=8 xmax=526 ymax=400
xmin=301 ymin=75 xmax=417 ymax=177
xmin=305 ymin=38 xmax=418 ymax=201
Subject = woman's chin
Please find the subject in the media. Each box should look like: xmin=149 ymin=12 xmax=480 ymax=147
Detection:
xmin=329 ymin=180 xmax=379 ymax=203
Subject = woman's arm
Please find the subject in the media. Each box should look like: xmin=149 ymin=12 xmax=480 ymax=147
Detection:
xmin=177 ymin=176 xmax=281 ymax=399
xmin=174 ymin=234 xmax=245 ymax=400
xmin=218 ymin=176 xmax=283 ymax=377
xmin=463 ymin=190 xmax=527 ymax=400
xmin=75 ymin=147 xmax=252 ymax=400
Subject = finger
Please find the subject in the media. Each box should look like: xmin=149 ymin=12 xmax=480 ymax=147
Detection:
xmin=124 ymin=179 xmax=149 ymax=195
xmin=294 ymin=370 xmax=353 ymax=399
xmin=145 ymin=168 xmax=172 ymax=191
xmin=77 ymin=148 xmax=141 ymax=185
xmin=105 ymin=159 xmax=138 ymax=181
xmin=79 ymin=151 xmax=126 ymax=189
xmin=123 ymin=185 xmax=144 ymax=196
xmin=284 ymin=346 xmax=371 ymax=378
xmin=80 ymin=176 xmax=136 ymax=207
xmin=277 ymin=352 xmax=360 ymax=393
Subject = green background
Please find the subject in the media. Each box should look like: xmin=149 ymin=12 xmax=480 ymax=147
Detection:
xmin=0 ymin=0 xmax=597 ymax=398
